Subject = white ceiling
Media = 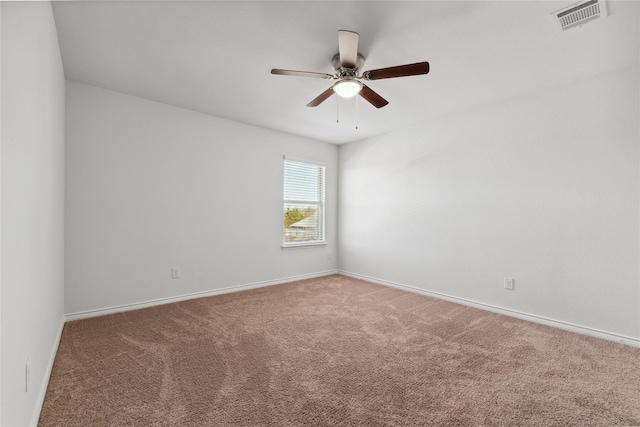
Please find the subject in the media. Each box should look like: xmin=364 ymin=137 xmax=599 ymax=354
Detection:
xmin=51 ymin=1 xmax=639 ymax=145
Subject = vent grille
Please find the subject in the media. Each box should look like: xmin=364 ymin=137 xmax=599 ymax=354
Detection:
xmin=552 ymin=0 xmax=607 ymax=32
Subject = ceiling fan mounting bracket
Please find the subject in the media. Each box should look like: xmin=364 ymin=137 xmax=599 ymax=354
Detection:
xmin=332 ymin=53 xmax=365 ymax=78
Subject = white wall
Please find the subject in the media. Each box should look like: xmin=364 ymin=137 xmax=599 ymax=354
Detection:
xmin=65 ymin=81 xmax=338 ymax=315
xmin=1 ymin=2 xmax=66 ymax=426
xmin=339 ymin=65 xmax=640 ymax=340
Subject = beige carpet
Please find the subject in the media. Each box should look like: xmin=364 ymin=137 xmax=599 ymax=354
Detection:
xmin=40 ymin=274 xmax=640 ymax=426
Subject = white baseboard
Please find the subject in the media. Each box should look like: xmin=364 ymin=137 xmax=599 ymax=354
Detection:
xmin=339 ymin=270 xmax=640 ymax=349
xmin=31 ymin=316 xmax=65 ymax=427
xmin=65 ymin=270 xmax=338 ymax=322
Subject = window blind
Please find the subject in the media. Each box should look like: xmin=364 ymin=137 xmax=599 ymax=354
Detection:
xmin=283 ymin=158 xmax=325 ymax=245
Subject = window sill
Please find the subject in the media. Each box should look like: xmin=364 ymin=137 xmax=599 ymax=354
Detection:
xmin=281 ymin=242 xmax=327 ymax=250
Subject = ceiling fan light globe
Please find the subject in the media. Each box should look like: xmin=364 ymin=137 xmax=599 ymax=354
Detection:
xmin=333 ymin=80 xmax=362 ymax=98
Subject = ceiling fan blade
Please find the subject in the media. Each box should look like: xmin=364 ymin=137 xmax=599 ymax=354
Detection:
xmin=271 ymin=69 xmax=334 ymax=79
xmin=338 ymin=30 xmax=359 ymax=68
xmin=359 ymin=84 xmax=389 ymax=109
xmin=307 ymin=87 xmax=335 ymax=107
xmin=363 ymin=62 xmax=430 ymax=80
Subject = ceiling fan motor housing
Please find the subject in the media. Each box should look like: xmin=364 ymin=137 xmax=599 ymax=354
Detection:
xmin=332 ymin=53 xmax=365 ymax=79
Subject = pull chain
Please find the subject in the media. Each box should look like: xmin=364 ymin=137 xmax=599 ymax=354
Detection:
xmin=336 ymin=97 xmax=340 ymax=124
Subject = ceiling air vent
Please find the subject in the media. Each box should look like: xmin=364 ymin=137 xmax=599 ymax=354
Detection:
xmin=551 ymin=0 xmax=608 ymax=32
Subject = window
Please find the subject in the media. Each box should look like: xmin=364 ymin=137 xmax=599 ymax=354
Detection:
xmin=283 ymin=157 xmax=325 ymax=246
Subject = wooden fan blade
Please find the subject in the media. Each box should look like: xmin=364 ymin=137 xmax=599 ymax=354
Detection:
xmin=363 ymin=62 xmax=429 ymax=80
xmin=307 ymin=87 xmax=335 ymax=107
xmin=359 ymin=84 xmax=389 ymax=109
xmin=271 ymin=69 xmax=334 ymax=79
xmin=338 ymin=30 xmax=359 ymax=68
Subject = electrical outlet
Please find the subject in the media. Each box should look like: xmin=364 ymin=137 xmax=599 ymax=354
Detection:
xmin=504 ymin=277 xmax=514 ymax=290
xmin=25 ymin=357 xmax=31 ymax=393
xmin=171 ymin=267 xmax=181 ymax=279
xmin=327 ymin=252 xmax=332 ymax=259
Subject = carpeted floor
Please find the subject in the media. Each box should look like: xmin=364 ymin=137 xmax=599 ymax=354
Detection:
xmin=40 ymin=274 xmax=640 ymax=426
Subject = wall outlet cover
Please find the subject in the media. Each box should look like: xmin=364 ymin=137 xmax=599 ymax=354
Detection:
xmin=504 ymin=277 xmax=514 ymax=290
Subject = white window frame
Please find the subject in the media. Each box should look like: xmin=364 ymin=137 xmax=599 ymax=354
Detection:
xmin=282 ymin=156 xmax=326 ymax=249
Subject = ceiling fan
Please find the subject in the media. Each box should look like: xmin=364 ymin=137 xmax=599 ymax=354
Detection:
xmin=271 ymin=30 xmax=429 ymax=109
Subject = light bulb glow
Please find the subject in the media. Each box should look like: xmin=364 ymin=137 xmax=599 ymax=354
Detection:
xmin=333 ymin=80 xmax=362 ymax=98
